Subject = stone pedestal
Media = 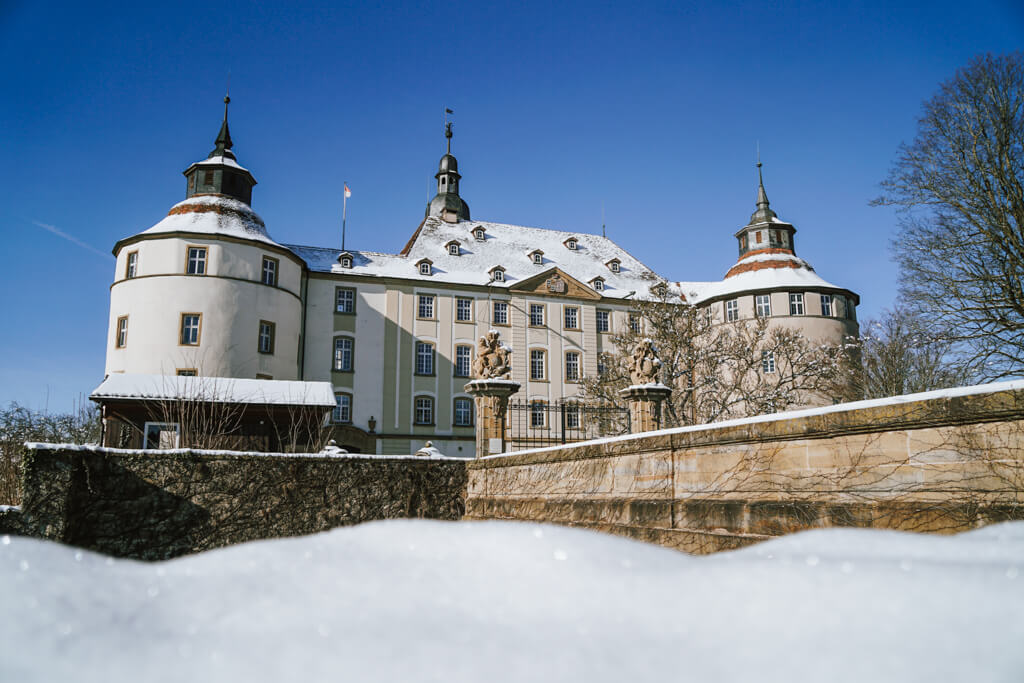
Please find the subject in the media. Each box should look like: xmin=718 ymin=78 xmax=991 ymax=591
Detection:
xmin=619 ymin=384 xmax=673 ymax=434
xmin=465 ymin=379 xmax=521 ymax=458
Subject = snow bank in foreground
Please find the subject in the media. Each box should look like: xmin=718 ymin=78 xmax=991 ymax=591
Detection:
xmin=1 ymin=521 xmax=1022 ymax=682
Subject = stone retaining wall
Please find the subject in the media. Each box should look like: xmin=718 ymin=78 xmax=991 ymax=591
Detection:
xmin=466 ymin=385 xmax=1024 ymax=554
xmin=8 ymin=445 xmax=467 ymax=560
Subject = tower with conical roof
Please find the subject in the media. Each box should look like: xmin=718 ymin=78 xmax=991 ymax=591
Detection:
xmin=732 ymin=160 xmax=797 ymax=260
xmin=425 ymin=121 xmax=471 ymax=222
xmin=183 ymin=94 xmax=258 ymax=205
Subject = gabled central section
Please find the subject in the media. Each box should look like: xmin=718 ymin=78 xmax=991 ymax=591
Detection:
xmin=509 ymin=267 xmax=603 ymax=300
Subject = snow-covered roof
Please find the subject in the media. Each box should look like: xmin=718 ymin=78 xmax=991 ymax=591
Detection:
xmin=288 ymin=216 xmax=661 ymax=298
xmin=90 ymin=374 xmax=335 ymax=407
xmin=139 ymin=195 xmax=282 ymax=247
xmin=191 ymin=155 xmax=249 ymax=172
xmin=673 ymin=251 xmax=852 ymax=304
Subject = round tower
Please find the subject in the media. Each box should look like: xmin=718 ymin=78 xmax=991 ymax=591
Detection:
xmin=105 ymin=97 xmax=305 ymax=381
xmin=425 ymin=121 xmax=471 ymax=223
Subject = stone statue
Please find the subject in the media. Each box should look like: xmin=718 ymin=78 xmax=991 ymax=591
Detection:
xmin=629 ymin=338 xmax=662 ymax=385
xmin=472 ymin=330 xmax=513 ymax=380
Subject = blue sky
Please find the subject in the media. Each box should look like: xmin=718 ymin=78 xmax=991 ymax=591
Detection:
xmin=1 ymin=0 xmax=1021 ymax=412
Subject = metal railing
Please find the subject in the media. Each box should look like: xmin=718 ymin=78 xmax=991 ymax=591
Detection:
xmin=504 ymin=400 xmax=630 ymax=451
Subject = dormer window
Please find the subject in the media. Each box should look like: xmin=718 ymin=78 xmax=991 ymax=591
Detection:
xmin=472 ymin=226 xmax=486 ymax=241
xmin=564 ymin=238 xmax=578 ymax=251
xmin=591 ymin=278 xmax=605 ymax=291
xmin=417 ymin=259 xmax=433 ymax=276
xmin=489 ymin=266 xmax=505 ymax=283
xmin=446 ymin=241 xmax=461 ymax=256
xmin=338 ymin=251 xmax=354 ymax=269
xmin=528 ymin=249 xmax=544 ymax=265
xmin=606 ymin=258 xmax=621 ymax=273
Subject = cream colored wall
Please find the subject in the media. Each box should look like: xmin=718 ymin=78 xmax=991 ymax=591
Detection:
xmin=106 ymin=236 xmax=302 ymax=379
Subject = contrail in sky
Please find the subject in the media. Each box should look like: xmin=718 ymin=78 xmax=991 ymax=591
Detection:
xmin=32 ymin=220 xmax=113 ymax=260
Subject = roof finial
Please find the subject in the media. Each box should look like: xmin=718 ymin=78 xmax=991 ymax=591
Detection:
xmin=756 ymin=142 xmax=769 ymax=210
xmin=210 ymin=80 xmax=234 ymax=159
xmin=444 ymin=107 xmax=454 ymax=155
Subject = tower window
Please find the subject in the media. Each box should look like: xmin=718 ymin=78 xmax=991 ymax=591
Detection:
xmin=180 ymin=313 xmax=202 ymax=346
xmin=116 ymin=316 xmax=128 ymax=349
xmin=258 ymin=320 xmax=276 ymax=354
xmin=203 ymin=171 xmax=215 ymax=186
xmin=756 ymin=231 xmax=763 ymax=244
xmin=755 ymin=294 xmax=772 ymax=317
xmin=261 ymin=257 xmax=278 ymax=287
xmin=725 ymin=299 xmax=739 ymax=322
xmin=186 ymin=246 xmax=207 ymax=275
xmin=125 ymin=252 xmax=138 ymax=279
xmin=820 ymin=294 xmax=833 ymax=317
xmin=789 ymin=293 xmax=805 ymax=315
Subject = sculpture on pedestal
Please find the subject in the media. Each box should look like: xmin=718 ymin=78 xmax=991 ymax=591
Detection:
xmin=472 ymin=330 xmax=513 ymax=380
xmin=629 ymin=338 xmax=662 ymax=385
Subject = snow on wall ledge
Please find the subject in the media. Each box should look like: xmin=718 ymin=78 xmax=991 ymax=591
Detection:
xmin=466 ymin=380 xmax=1024 ymax=554
xmin=9 ymin=445 xmax=467 ymax=560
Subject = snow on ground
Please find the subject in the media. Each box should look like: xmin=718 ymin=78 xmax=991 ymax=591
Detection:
xmin=1 ymin=521 xmax=1022 ymax=682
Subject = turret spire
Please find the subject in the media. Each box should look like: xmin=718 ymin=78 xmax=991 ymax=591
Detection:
xmin=425 ymin=110 xmax=470 ymax=222
xmin=210 ymin=91 xmax=235 ymax=160
xmin=749 ymin=152 xmax=777 ymax=223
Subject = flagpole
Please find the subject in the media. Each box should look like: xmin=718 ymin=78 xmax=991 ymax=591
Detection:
xmin=342 ymin=181 xmax=347 ymax=251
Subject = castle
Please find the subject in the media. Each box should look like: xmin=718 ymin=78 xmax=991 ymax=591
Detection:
xmin=101 ymin=99 xmax=859 ymax=456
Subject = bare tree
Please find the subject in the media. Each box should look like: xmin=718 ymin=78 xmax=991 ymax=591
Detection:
xmin=580 ymin=290 xmax=853 ymax=427
xmin=876 ymin=52 xmax=1024 ymax=379
xmin=855 ymin=307 xmax=974 ymax=399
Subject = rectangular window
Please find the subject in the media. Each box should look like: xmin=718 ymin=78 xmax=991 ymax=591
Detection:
xmin=143 ymin=422 xmax=180 ymax=450
xmin=415 ymin=396 xmax=434 ymax=425
xmin=261 ymin=256 xmax=278 ymax=286
xmin=258 ymin=320 xmax=275 ymax=354
xmin=530 ymin=402 xmax=546 ymax=428
xmin=564 ymin=306 xmax=579 ymax=330
xmin=335 ymin=288 xmax=356 ymax=314
xmin=629 ymin=313 xmax=640 ymax=332
xmin=762 ymin=350 xmax=776 ymax=374
xmin=186 ymin=247 xmax=207 ymax=275
xmin=456 ymin=297 xmax=473 ymax=322
xmin=529 ymin=304 xmax=545 ymax=327
xmin=116 ymin=315 xmax=128 ymax=348
xmin=565 ymin=404 xmax=580 ymax=429
xmin=454 ymin=397 xmax=473 ymax=426
xmin=333 ymin=337 xmax=353 ymax=371
xmin=755 ymin=294 xmax=772 ymax=317
xmin=333 ymin=394 xmax=352 ymax=423
xmin=180 ymin=313 xmax=201 ymax=345
xmin=725 ymin=299 xmax=739 ymax=322
xmin=820 ymin=294 xmax=833 ymax=317
xmin=530 ymin=349 xmax=546 ymax=380
xmin=125 ymin=252 xmax=138 ymax=279
xmin=176 ymin=368 xmax=197 ymax=377
xmin=417 ymin=294 xmax=435 ymax=319
xmin=493 ymin=301 xmax=508 ymax=325
xmin=789 ymin=293 xmax=805 ymax=316
xmin=596 ymin=310 xmax=610 ymax=333
xmin=565 ymin=351 xmax=580 ymax=381
xmin=415 ymin=341 xmax=435 ymax=375
xmin=455 ymin=345 xmax=472 ymax=377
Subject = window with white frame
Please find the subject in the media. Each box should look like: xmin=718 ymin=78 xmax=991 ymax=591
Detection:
xmin=417 ymin=294 xmax=435 ymax=319
xmin=340 ymin=255 xmax=353 ymax=269
xmin=258 ymin=320 xmax=275 ymax=354
xmin=491 ymin=268 xmax=505 ymax=282
xmin=261 ymin=257 xmax=278 ymax=286
xmin=594 ymin=310 xmax=609 ymax=333
xmin=333 ymin=337 xmax=353 ymax=371
xmin=629 ymin=313 xmax=640 ymax=332
xmin=565 ymin=404 xmax=580 ymax=429
xmin=143 ymin=422 xmax=180 ymax=450
xmin=529 ymin=304 xmax=544 ymax=327
xmin=180 ymin=313 xmax=201 ymax=345
xmin=333 ymin=393 xmax=352 ymax=423
xmin=186 ymin=247 xmax=207 ymax=275
xmin=474 ymin=228 xmax=485 ymax=241
xmin=530 ymin=401 xmax=546 ymax=428
xmin=755 ymin=294 xmax=772 ymax=317
xmin=125 ymin=251 xmax=138 ymax=279
xmin=336 ymin=288 xmax=356 ymax=314
xmin=592 ymin=278 xmax=604 ymax=291
xmin=532 ymin=252 xmax=543 ymax=265
xmin=725 ymin=299 xmax=739 ymax=322
xmin=456 ymin=297 xmax=473 ymax=322
xmin=116 ymin=316 xmax=128 ymax=348
xmin=762 ymin=350 xmax=776 ymax=374
xmin=418 ymin=261 xmax=432 ymax=276
xmin=493 ymin=301 xmax=508 ymax=325
xmin=414 ymin=396 xmax=434 ymax=425
xmin=789 ymin=293 xmax=805 ymax=315
xmin=565 ymin=351 xmax=580 ymax=381
xmin=564 ymin=306 xmax=579 ymax=330
xmin=453 ymin=397 xmax=473 ymax=427
xmin=608 ymin=260 xmax=620 ymax=273
xmin=820 ymin=294 xmax=833 ymax=317
xmin=566 ymin=239 xmax=577 ymax=250
xmin=530 ymin=349 xmax=546 ymax=380
xmin=415 ymin=341 xmax=435 ymax=375
xmin=455 ymin=345 xmax=472 ymax=377
xmin=448 ymin=243 xmax=460 ymax=256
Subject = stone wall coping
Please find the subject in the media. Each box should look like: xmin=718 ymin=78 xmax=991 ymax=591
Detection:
xmin=24 ymin=443 xmax=468 ymax=462
xmin=471 ymin=381 xmax=1024 ymax=469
